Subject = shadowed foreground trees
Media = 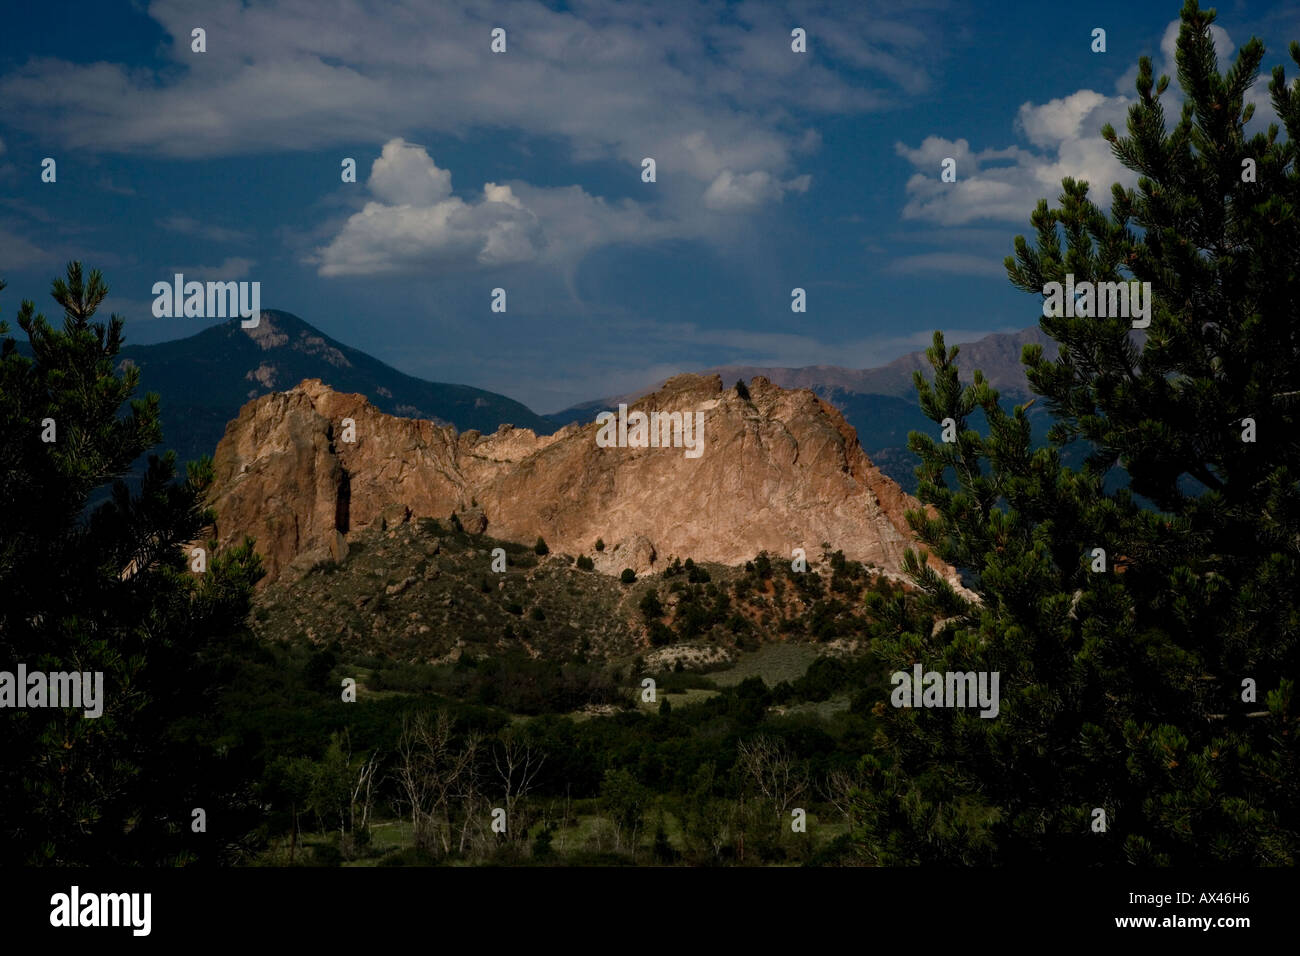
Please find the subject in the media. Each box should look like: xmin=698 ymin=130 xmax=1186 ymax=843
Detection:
xmin=855 ymin=1 xmax=1299 ymax=865
xmin=0 ymin=263 xmax=262 ymax=865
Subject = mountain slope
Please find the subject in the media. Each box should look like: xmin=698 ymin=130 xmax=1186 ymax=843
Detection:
xmin=110 ymin=309 xmax=556 ymax=467
xmin=252 ymin=514 xmax=907 ymax=666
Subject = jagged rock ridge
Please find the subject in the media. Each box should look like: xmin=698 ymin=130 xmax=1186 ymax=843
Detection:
xmin=207 ymin=373 xmax=958 ymax=587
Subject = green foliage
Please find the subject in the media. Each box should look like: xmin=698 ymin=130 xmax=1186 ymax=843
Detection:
xmin=648 ymin=621 xmax=674 ymax=647
xmin=652 ymin=815 xmax=677 ymax=863
xmin=532 ymin=824 xmax=556 ymax=861
xmin=856 ymin=3 xmax=1300 ymax=866
xmin=303 ymin=646 xmax=338 ymax=690
xmin=620 ymin=568 xmax=636 ymax=584
xmin=534 ymin=536 xmax=549 ymax=556
xmin=576 ymin=554 xmax=595 ymax=571
xmin=0 ymin=264 xmax=263 ymax=865
xmin=639 ymin=589 xmax=664 ymax=620
xmin=595 ymin=538 xmax=605 ymax=552
xmin=601 ymin=768 xmax=650 ymax=849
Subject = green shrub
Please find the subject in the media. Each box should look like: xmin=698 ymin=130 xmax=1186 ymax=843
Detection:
xmin=639 ymin=590 xmax=663 ymax=620
xmin=310 ymin=843 xmax=344 ymax=867
xmin=532 ymin=826 xmax=556 ymax=861
xmin=648 ymin=621 xmax=674 ymax=647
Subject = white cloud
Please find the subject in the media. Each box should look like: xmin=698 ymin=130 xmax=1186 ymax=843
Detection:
xmin=507 ymin=181 xmax=691 ymax=265
xmin=315 ymin=139 xmax=689 ymax=277
xmin=703 ymin=170 xmax=811 ymax=211
xmin=367 ymin=139 xmax=454 ymax=206
xmin=896 ymin=17 xmax=1280 ymax=229
xmin=895 ymin=89 xmax=1136 ymax=226
xmin=0 ymin=0 xmax=951 ymax=215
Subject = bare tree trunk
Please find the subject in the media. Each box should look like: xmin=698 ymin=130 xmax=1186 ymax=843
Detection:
xmin=493 ymin=728 xmax=546 ymax=848
xmin=737 ymin=735 xmax=808 ymax=836
xmin=350 ymin=751 xmax=381 ymax=842
xmin=819 ymin=767 xmax=863 ymax=824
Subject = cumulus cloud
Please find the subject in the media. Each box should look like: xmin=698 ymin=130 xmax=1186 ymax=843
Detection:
xmin=895 ymin=89 xmax=1136 ymax=226
xmin=896 ymin=17 xmax=1276 ymax=228
xmin=315 ymin=142 xmax=542 ymax=277
xmin=314 ymin=139 xmax=690 ymax=277
xmin=703 ymin=170 xmax=811 ymax=212
xmin=367 ymin=141 xmax=454 ymax=207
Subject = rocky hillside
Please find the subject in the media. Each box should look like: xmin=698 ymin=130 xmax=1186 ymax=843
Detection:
xmin=251 ymin=515 xmax=904 ymax=665
xmin=207 ymin=372 xmax=957 ymax=589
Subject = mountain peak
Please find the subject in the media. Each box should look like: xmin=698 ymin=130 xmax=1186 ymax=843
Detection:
xmin=112 ymin=309 xmax=556 ymax=470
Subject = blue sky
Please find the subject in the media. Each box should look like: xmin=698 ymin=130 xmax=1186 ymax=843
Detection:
xmin=2 ymin=0 xmax=1297 ymax=412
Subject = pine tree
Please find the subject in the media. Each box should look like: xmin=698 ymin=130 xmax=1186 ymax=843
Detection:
xmin=0 ymin=263 xmax=263 ymax=865
xmin=854 ymin=1 xmax=1299 ymax=865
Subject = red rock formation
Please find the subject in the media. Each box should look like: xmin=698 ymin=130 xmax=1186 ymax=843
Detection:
xmin=207 ymin=374 xmax=961 ymax=588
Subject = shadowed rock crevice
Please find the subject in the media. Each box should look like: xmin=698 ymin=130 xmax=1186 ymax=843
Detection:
xmin=335 ymin=467 xmax=351 ymax=534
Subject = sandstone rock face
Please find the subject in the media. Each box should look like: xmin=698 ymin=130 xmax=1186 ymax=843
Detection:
xmin=208 ymin=374 xmax=958 ymax=587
